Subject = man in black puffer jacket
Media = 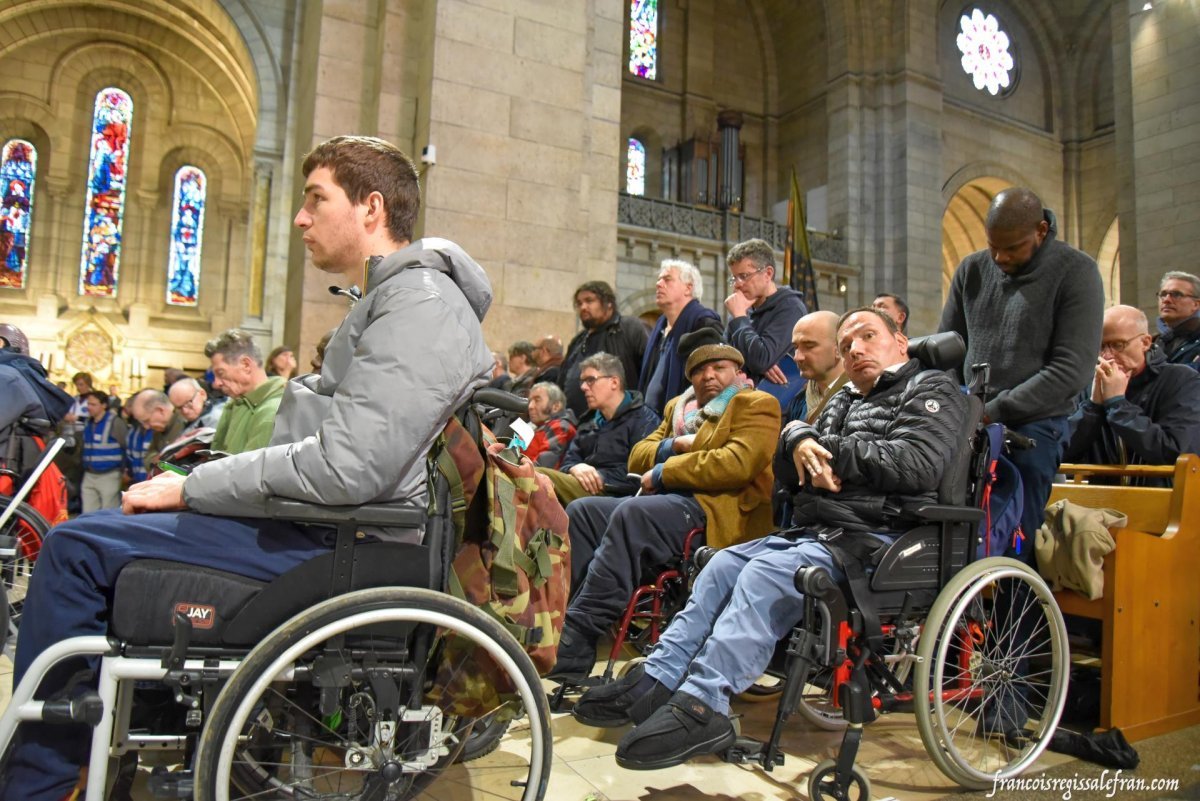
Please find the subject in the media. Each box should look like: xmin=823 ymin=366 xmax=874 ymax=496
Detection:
xmin=571 ymin=308 xmax=967 ymax=770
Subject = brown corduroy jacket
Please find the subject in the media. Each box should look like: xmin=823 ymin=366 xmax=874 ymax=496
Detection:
xmin=629 ymin=389 xmax=781 ymax=549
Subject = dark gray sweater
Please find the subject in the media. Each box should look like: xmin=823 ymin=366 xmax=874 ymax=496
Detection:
xmin=938 ymin=210 xmax=1103 ymax=426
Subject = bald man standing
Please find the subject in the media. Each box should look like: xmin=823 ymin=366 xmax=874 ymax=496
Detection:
xmin=1065 ymin=305 xmax=1200 ymax=471
xmin=939 ymin=188 xmax=1103 ymax=553
xmin=939 ymin=187 xmax=1103 ymax=738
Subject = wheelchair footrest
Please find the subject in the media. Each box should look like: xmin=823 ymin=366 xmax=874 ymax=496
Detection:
xmin=722 ymin=736 xmax=785 ymax=768
xmin=147 ymin=766 xmax=193 ymax=800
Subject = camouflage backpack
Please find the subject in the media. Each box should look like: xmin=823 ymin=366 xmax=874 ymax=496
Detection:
xmin=428 ymin=415 xmax=570 ymax=718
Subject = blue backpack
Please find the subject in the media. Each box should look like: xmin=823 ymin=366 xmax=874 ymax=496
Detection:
xmin=978 ymin=423 xmax=1025 ymax=559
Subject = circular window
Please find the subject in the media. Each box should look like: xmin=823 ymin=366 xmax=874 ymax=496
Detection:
xmin=956 ymin=8 xmax=1016 ymax=96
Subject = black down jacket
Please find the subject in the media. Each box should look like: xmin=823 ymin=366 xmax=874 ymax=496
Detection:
xmin=775 ymin=359 xmax=968 ymax=534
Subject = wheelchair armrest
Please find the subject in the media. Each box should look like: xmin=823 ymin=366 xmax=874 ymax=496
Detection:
xmin=693 ymin=545 xmax=717 ymax=572
xmin=265 ymin=497 xmax=428 ymax=528
xmin=904 ymin=503 xmax=985 ymax=524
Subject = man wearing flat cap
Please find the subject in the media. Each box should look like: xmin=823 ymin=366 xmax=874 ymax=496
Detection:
xmin=552 ymin=327 xmax=782 ymax=676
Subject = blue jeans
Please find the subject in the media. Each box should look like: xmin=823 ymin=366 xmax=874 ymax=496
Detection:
xmin=643 ymin=532 xmax=891 ymax=716
xmin=3 ymin=508 xmax=332 ymax=801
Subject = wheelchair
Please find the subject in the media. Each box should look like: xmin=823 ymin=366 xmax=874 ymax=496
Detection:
xmin=0 ymin=389 xmax=554 ymax=801
xmin=716 ymin=333 xmax=1069 ymax=800
xmin=0 ymin=416 xmax=66 ymax=655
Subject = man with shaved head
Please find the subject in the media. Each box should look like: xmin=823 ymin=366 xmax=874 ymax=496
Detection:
xmin=784 ymin=310 xmax=848 ymax=425
xmin=939 ymin=187 xmax=1103 ymax=538
xmin=939 ymin=187 xmax=1103 ymax=736
xmin=1064 ymin=305 xmax=1200 ymax=470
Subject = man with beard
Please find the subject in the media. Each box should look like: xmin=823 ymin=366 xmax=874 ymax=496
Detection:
xmin=559 ymin=280 xmax=648 ymax=418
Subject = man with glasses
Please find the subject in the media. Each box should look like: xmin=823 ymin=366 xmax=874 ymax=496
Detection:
xmin=1151 ymin=271 xmax=1200 ymax=372
xmin=167 ymin=377 xmax=225 ymax=436
xmin=1065 ymin=305 xmax=1200 ymax=476
xmin=559 ymin=281 xmax=649 ymax=418
xmin=723 ymin=238 xmax=807 ymax=404
xmin=538 ymin=352 xmax=659 ymax=506
xmin=203 ymin=329 xmax=286 ymax=453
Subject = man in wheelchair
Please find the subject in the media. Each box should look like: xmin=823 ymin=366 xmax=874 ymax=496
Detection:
xmin=1 ymin=136 xmax=495 ymax=801
xmin=572 ymin=308 xmax=968 ymax=770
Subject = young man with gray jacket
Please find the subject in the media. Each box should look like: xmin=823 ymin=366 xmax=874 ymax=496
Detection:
xmin=5 ymin=136 xmax=494 ymax=801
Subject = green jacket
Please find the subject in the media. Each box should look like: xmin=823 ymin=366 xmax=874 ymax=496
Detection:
xmin=212 ymin=376 xmax=286 ymax=454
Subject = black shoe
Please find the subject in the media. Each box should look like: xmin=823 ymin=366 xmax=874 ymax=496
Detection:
xmin=614 ymin=691 xmax=736 ymax=770
xmin=573 ymin=663 xmax=673 ymax=728
xmin=548 ymin=625 xmax=597 ymax=678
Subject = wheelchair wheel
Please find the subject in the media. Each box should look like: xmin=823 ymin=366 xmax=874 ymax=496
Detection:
xmin=913 ymin=557 xmax=1068 ymax=789
xmin=795 ymin=663 xmax=847 ymax=730
xmin=194 ymin=587 xmax=551 ymax=801
xmin=808 ymin=758 xmax=871 ymax=801
xmin=0 ymin=495 xmax=50 ymax=655
xmin=455 ymin=711 xmax=512 ymax=763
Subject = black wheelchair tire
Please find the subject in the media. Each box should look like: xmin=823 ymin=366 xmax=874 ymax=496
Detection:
xmin=0 ymin=495 xmax=51 ymax=654
xmin=808 ymin=758 xmax=871 ymax=801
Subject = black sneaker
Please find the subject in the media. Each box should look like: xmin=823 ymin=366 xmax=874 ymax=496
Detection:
xmin=573 ymin=663 xmax=673 ymax=728
xmin=614 ymin=691 xmax=736 ymax=770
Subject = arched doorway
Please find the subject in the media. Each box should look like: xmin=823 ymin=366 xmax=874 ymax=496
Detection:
xmin=1096 ymin=217 xmax=1120 ymax=307
xmin=941 ymin=177 xmax=1013 ymax=298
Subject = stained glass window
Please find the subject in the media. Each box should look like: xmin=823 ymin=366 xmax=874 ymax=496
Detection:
xmin=166 ymin=166 xmax=206 ymax=306
xmin=626 ymin=138 xmax=646 ymax=196
xmin=0 ymin=140 xmax=36 ymax=290
xmin=628 ymin=0 xmax=658 ymax=79
xmin=79 ymin=87 xmax=133 ymax=297
xmin=957 ymin=9 xmax=1015 ymax=96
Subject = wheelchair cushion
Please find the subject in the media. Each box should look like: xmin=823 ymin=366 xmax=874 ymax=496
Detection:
xmin=112 ymin=560 xmax=266 ymax=646
xmin=111 ymin=543 xmax=436 ymax=647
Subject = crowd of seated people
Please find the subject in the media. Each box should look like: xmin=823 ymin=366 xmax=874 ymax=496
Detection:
xmin=4 ymin=162 xmax=1200 ymax=798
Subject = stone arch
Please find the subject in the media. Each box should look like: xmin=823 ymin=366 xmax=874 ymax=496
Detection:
xmin=1096 ymin=217 xmax=1120 ymax=308
xmin=940 ymin=175 xmax=1015 ymax=297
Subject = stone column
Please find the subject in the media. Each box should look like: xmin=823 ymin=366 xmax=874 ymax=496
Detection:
xmin=1116 ymin=0 xmax=1200 ymax=309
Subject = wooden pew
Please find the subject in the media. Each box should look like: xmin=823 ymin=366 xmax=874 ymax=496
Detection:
xmin=1046 ymin=454 xmax=1200 ymax=742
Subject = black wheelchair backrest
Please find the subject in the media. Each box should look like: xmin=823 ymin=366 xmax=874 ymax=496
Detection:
xmin=906 ymin=331 xmax=965 ymax=372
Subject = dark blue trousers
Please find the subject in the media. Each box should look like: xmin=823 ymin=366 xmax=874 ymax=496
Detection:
xmin=1005 ymin=416 xmax=1069 ymax=564
xmin=3 ymin=508 xmax=332 ymax=801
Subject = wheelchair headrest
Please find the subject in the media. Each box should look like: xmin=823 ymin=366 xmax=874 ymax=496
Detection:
xmin=470 ymin=387 xmax=529 ymax=415
xmin=906 ymin=332 xmax=965 ymax=372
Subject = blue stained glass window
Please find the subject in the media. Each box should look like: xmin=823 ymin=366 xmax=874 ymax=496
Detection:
xmin=0 ymin=140 xmax=36 ymax=290
xmin=629 ymin=0 xmax=658 ymax=79
xmin=626 ymin=138 xmax=646 ymax=196
xmin=166 ymin=166 xmax=206 ymax=306
xmin=79 ymin=87 xmax=133 ymax=298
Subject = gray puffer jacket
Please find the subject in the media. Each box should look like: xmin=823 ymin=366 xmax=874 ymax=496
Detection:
xmin=184 ymin=238 xmax=493 ymax=520
xmin=776 ymin=359 xmax=968 ymax=534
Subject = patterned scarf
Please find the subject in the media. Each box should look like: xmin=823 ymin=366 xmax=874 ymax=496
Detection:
xmin=671 ymin=381 xmax=749 ymax=435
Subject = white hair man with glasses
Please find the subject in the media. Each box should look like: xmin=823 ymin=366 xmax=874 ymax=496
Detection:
xmin=167 ymin=377 xmax=226 ymax=435
xmin=723 ymin=238 xmax=808 ymax=404
xmin=1151 ymin=271 xmax=1200 ymax=372
xmin=1065 ymin=304 xmax=1200 ymax=477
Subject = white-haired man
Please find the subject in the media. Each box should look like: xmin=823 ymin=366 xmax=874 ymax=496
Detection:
xmin=638 ymin=259 xmax=723 ymax=415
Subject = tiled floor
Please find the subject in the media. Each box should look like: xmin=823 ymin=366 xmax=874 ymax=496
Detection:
xmin=1 ymin=649 xmax=1086 ymax=800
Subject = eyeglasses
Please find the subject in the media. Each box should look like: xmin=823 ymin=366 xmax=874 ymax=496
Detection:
xmin=579 ymin=374 xmax=615 ymax=387
xmin=1158 ymin=290 xmax=1198 ymax=301
xmin=727 ymin=267 xmax=765 ymax=287
xmin=173 ymin=389 xmax=200 ymax=411
xmin=1100 ymin=337 xmax=1142 ymax=354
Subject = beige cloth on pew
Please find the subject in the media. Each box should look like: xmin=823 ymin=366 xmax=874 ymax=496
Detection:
xmin=1035 ymin=499 xmax=1125 ymax=601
